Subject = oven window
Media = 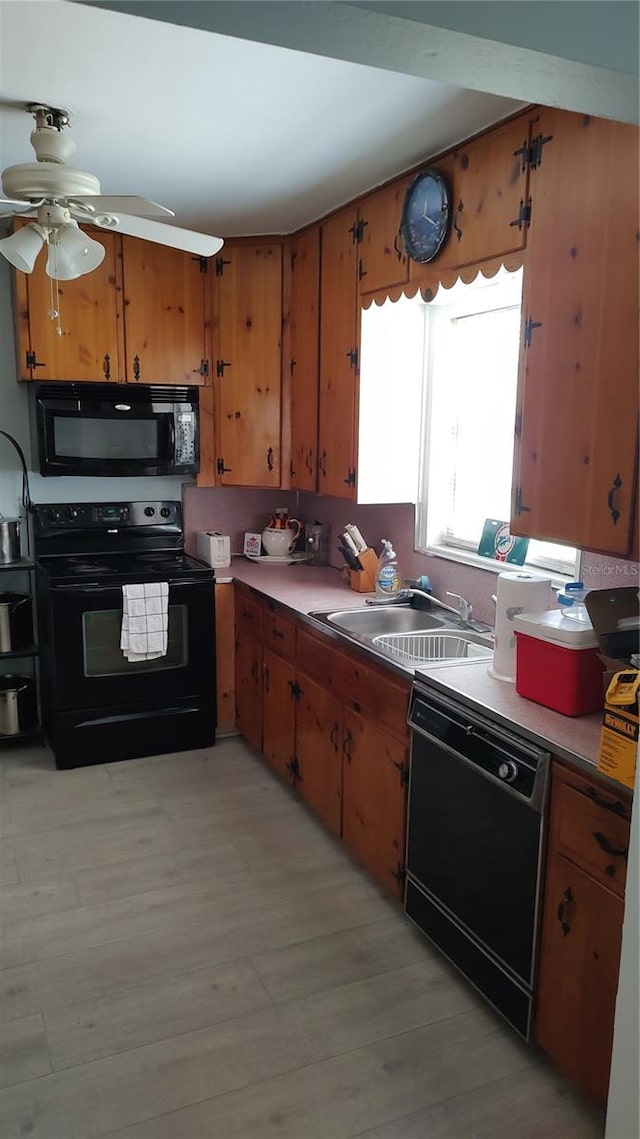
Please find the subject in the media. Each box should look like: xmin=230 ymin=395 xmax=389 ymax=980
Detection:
xmin=82 ymin=606 xmax=187 ymax=676
xmin=54 ymin=417 xmax=160 ymax=460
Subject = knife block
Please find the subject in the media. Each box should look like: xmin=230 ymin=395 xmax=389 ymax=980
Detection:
xmin=349 ymin=547 xmax=378 ymax=593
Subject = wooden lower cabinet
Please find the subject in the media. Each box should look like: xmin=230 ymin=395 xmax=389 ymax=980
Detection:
xmin=234 ymin=589 xmax=263 ymax=752
xmin=262 ymin=647 xmax=295 ymax=780
xmin=534 ymin=761 xmax=631 ymax=1109
xmin=214 ymin=582 xmax=235 ymax=734
xmin=295 ymin=672 xmax=343 ymax=837
xmin=535 ymin=852 xmax=624 ymax=1108
xmin=342 ymin=709 xmax=408 ymax=898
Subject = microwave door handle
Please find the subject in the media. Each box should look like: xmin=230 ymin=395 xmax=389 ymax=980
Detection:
xmin=168 ymin=414 xmax=176 ymax=461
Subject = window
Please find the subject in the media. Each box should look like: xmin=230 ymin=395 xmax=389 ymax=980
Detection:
xmin=415 ymin=268 xmax=579 ymax=579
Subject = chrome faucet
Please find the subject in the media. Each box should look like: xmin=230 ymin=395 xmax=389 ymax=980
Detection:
xmin=365 ymin=587 xmax=474 ymax=627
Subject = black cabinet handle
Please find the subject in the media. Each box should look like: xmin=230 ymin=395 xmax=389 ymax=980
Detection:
xmin=453 ymin=199 xmax=464 ymax=241
xmin=318 ymin=450 xmax=327 ymax=477
xmin=102 ymin=354 xmax=111 ymax=381
xmin=132 ymin=355 xmax=141 ymax=381
xmin=343 ymin=728 xmax=353 ymax=761
xmin=584 ymin=786 xmax=628 ymax=818
xmin=557 ymin=886 xmax=574 ymax=937
xmin=266 ymin=447 xmax=274 ymax=472
xmin=329 ymin=723 xmax=339 ymax=752
xmin=305 ymin=449 xmax=314 ymax=474
xmin=272 ymin=629 xmax=284 ymax=640
xmin=393 ymin=231 xmax=405 ymax=261
xmin=607 ymin=473 xmax=623 ymax=525
xmin=592 ymin=831 xmax=628 ymax=860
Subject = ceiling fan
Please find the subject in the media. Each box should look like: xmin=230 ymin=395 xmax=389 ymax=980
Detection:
xmin=0 ymin=103 xmax=224 ymax=280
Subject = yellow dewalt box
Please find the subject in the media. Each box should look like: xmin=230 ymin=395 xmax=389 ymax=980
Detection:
xmin=597 ymin=669 xmax=639 ymax=790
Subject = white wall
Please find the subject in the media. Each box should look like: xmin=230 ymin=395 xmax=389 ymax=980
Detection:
xmin=0 ymin=260 xmax=189 ymax=533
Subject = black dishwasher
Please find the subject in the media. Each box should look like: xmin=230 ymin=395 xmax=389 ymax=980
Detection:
xmin=406 ymin=682 xmax=550 ymax=1039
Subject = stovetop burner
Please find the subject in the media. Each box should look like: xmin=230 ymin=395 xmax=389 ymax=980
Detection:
xmin=37 ymin=550 xmax=213 ymax=584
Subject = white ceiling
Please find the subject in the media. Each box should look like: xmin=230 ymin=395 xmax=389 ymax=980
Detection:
xmin=0 ymin=0 xmax=522 ymax=237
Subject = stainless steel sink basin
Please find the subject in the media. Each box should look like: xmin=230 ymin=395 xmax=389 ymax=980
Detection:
xmin=309 ymin=605 xmax=494 ymax=672
xmin=317 ymin=607 xmax=445 ymax=635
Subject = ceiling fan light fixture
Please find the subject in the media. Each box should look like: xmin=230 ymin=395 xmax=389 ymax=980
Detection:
xmin=46 ymin=220 xmax=105 ymax=280
xmin=0 ymin=222 xmax=46 ymax=272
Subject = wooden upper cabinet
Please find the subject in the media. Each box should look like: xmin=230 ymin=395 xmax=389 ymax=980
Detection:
xmin=289 ymin=228 xmax=320 ymax=491
xmin=121 ymin=237 xmax=208 ymax=385
xmin=358 ymin=177 xmax=411 ymax=295
xmin=15 ymin=226 xmax=123 ymax=382
xmin=410 ymin=115 xmax=531 ymax=278
xmin=318 ymin=206 xmax=359 ymax=499
xmin=214 ymin=243 xmax=283 ymax=487
xmin=511 ymin=110 xmax=639 ymax=556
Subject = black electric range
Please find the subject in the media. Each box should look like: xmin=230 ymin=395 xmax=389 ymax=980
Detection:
xmin=34 ymin=501 xmax=216 ymax=769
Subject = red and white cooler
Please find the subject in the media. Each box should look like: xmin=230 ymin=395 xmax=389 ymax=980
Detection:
xmin=513 ymin=609 xmax=605 ymax=716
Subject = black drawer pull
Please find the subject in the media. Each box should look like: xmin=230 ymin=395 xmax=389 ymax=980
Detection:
xmin=592 ymin=831 xmax=628 ymax=860
xmin=557 ymin=886 xmax=574 ymax=937
xmin=584 ymin=787 xmax=628 ymax=818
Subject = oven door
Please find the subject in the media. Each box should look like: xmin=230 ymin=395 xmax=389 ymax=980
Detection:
xmin=46 ymin=579 xmax=214 ymax=710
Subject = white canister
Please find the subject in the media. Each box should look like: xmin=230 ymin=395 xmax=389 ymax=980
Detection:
xmin=489 ymin=571 xmax=552 ymax=682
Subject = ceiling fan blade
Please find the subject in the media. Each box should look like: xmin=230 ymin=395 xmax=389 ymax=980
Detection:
xmin=92 ymin=213 xmax=224 ymax=257
xmin=68 ymin=195 xmax=174 ymax=218
xmin=0 ymin=197 xmax=40 ymax=217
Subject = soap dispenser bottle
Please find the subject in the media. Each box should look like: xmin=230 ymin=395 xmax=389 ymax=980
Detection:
xmin=375 ymin=539 xmax=400 ymax=598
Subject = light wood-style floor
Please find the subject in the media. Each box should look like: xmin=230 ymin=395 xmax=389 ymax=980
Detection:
xmin=0 ymin=737 xmax=604 ymax=1139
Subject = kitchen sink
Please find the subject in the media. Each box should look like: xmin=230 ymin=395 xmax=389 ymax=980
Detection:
xmin=309 ymin=605 xmax=494 ymax=672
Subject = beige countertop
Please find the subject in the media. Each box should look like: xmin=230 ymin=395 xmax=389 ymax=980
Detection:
xmin=223 ymin=557 xmax=609 ymax=779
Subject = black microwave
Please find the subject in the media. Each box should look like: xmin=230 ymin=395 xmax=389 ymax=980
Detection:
xmin=32 ymin=383 xmax=199 ymax=478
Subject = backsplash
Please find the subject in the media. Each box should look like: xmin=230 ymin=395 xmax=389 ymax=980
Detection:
xmin=184 ymin=485 xmax=639 ymax=627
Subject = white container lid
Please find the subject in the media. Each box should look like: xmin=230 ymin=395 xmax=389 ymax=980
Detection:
xmin=513 ymin=608 xmax=598 ymax=649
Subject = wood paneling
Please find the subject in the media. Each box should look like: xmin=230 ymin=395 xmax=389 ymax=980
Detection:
xmin=318 ymin=206 xmax=359 ymax=499
xmin=234 ymin=590 xmax=262 ymax=752
xmin=289 ymin=228 xmax=321 ymax=490
xmin=215 ymin=243 xmax=283 ymax=487
xmin=511 ymin=110 xmax=639 ymax=555
xmin=121 ymin=237 xmax=208 ymax=385
xmin=342 ymin=709 xmax=408 ymax=898
xmin=15 ymin=226 xmax=123 ymax=382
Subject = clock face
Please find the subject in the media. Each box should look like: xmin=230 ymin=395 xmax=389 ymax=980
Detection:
xmin=400 ymin=168 xmax=451 ymax=264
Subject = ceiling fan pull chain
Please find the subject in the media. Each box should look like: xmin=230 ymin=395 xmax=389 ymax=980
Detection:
xmin=46 ymin=239 xmax=63 ymax=337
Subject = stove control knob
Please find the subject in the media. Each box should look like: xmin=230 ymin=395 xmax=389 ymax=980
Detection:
xmin=65 ymin=507 xmax=79 ymax=520
xmin=160 ymin=506 xmax=171 ymax=519
xmin=144 ymin=506 xmax=155 ymax=517
xmin=498 ymin=761 xmax=518 ymax=783
xmin=48 ymin=508 xmax=61 ymax=523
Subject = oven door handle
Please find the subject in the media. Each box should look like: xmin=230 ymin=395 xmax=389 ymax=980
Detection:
xmin=50 ymin=578 xmax=209 ymax=594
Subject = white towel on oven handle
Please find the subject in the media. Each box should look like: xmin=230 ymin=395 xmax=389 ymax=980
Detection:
xmin=120 ymin=583 xmax=168 ymax=661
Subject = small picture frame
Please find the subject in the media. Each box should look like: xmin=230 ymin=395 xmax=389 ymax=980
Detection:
xmin=243 ymin=532 xmax=262 ymax=557
xmin=478 ymin=519 xmax=529 ymax=565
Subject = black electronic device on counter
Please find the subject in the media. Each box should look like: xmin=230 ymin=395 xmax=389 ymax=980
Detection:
xmin=32 ymin=383 xmax=199 ymax=478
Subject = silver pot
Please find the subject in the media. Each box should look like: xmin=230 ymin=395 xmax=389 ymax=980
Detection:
xmin=0 ymin=517 xmax=21 ymax=564
xmin=0 ymin=593 xmax=33 ymax=654
xmin=0 ymin=675 xmax=36 ymax=736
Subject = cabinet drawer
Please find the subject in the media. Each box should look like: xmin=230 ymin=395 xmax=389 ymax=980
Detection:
xmin=297 ymin=627 xmax=410 ymax=739
xmin=263 ymin=609 xmax=296 ymax=662
xmin=234 ymin=589 xmax=263 ymax=638
xmin=553 ymin=773 xmax=631 ymax=897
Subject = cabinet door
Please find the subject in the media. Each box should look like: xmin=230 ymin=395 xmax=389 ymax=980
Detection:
xmin=295 ymin=672 xmax=343 ymax=836
xmin=290 ymin=228 xmax=320 ymax=490
xmin=358 ymin=177 xmax=410 ymax=295
xmin=318 ymin=206 xmax=359 ymax=499
xmin=216 ymin=244 xmax=283 ymax=487
xmin=15 ymin=227 xmax=122 ymax=382
xmin=535 ymin=851 xmax=623 ymax=1108
xmin=234 ymin=595 xmax=262 ymax=752
xmin=262 ymin=647 xmax=295 ymax=780
xmin=438 ymin=116 xmax=530 ymax=272
xmin=121 ymin=237 xmax=208 ymax=385
xmin=342 ymin=709 xmax=408 ymax=898
xmin=511 ymin=111 xmax=639 ymax=555
xmin=215 ymin=582 xmax=235 ymax=734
